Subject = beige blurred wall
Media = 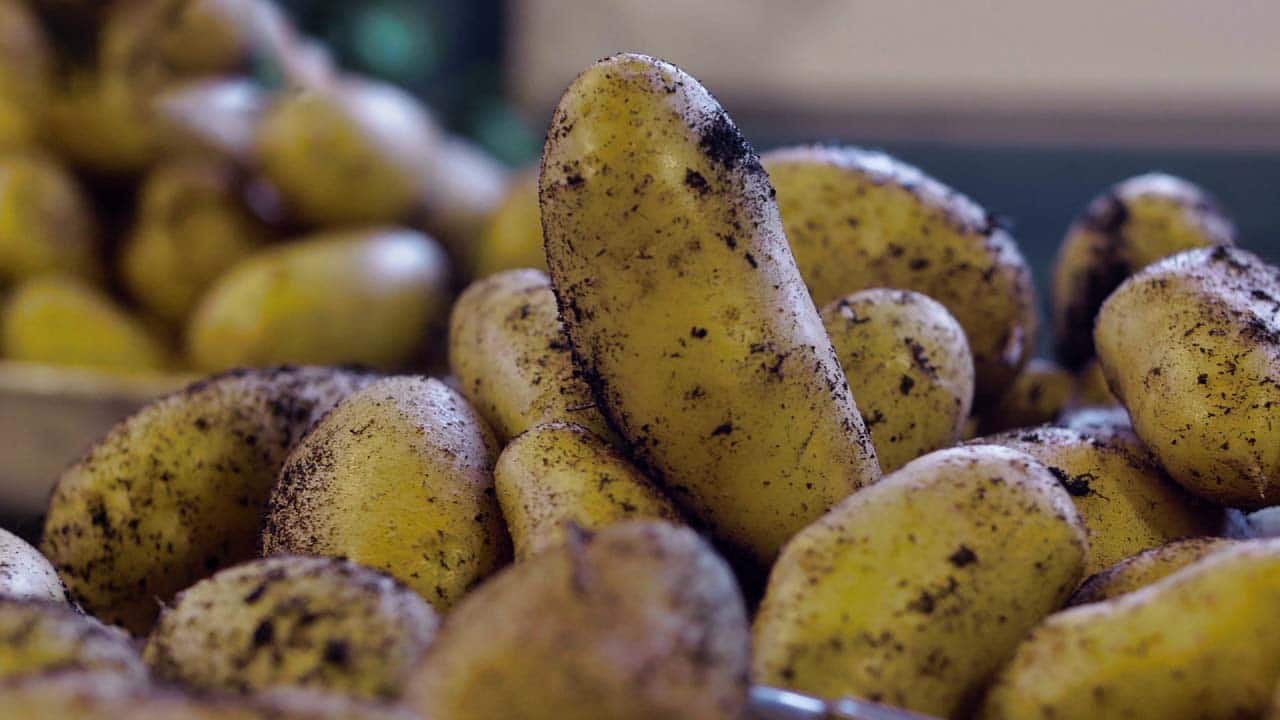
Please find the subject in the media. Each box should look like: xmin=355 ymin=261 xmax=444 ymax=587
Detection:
xmin=509 ymin=0 xmax=1280 ymax=147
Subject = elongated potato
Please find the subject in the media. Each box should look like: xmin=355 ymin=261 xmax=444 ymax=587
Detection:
xmin=449 ymin=269 xmax=613 ymax=443
xmin=1053 ymin=173 xmax=1235 ymax=369
xmin=0 ymin=529 xmax=69 ymax=604
xmin=0 ymin=598 xmax=145 ymax=680
xmin=763 ymin=145 xmax=1037 ymax=405
xmin=1095 ymin=246 xmax=1280 ymax=508
xmin=145 ymin=556 xmax=438 ymax=699
xmin=980 ymin=538 xmax=1280 ymax=720
xmin=42 ymin=366 xmax=376 ymax=634
xmin=471 ymin=169 xmax=544 ymax=278
xmin=976 ymin=426 xmax=1221 ymax=574
xmin=406 ymin=521 xmax=750 ymax=720
xmin=541 ymin=53 xmax=880 ymax=563
xmin=187 ymin=228 xmax=450 ymax=371
xmin=752 ymin=445 xmax=1086 ymax=718
xmin=1069 ymin=537 xmax=1236 ymax=605
xmin=262 ymin=376 xmax=508 ymax=611
xmin=821 ymin=288 xmax=973 ymax=472
xmin=0 ymin=153 xmax=98 ymax=285
xmin=495 ymin=422 xmax=681 ymax=559
xmin=979 ymin=359 xmax=1075 ymax=434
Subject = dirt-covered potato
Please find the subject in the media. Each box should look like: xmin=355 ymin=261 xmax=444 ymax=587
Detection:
xmin=0 ymin=599 xmax=145 ymax=680
xmin=262 ymin=376 xmax=508 ymax=611
xmin=471 ymin=169 xmax=544 ymax=278
xmin=1052 ymin=173 xmax=1235 ymax=369
xmin=1095 ymin=246 xmax=1280 ymax=509
xmin=821 ymin=288 xmax=974 ymax=473
xmin=752 ymin=445 xmax=1086 ymax=717
xmin=980 ymin=538 xmax=1280 ymax=720
xmin=42 ymin=366 xmax=376 ymax=634
xmin=145 ymin=556 xmax=438 ymax=699
xmin=1069 ymin=537 xmax=1236 ymax=605
xmin=979 ymin=359 xmax=1075 ymax=434
xmin=975 ymin=426 xmax=1222 ymax=574
xmin=187 ymin=228 xmax=450 ymax=371
xmin=0 ymin=529 xmax=69 ymax=604
xmin=495 ymin=422 xmax=681 ymax=560
xmin=763 ymin=145 xmax=1037 ymax=406
xmin=256 ymin=78 xmax=439 ymax=226
xmin=122 ymin=157 xmax=267 ymax=323
xmin=541 ymin=53 xmax=880 ymax=564
xmin=0 ymin=152 xmax=98 ymax=285
xmin=449 ymin=269 xmax=613 ymax=443
xmin=406 ymin=520 xmax=750 ymax=720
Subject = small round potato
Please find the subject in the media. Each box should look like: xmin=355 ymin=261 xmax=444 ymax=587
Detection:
xmin=0 ymin=152 xmax=98 ymax=285
xmin=1069 ymin=537 xmax=1237 ymax=605
xmin=44 ymin=70 xmax=164 ymax=175
xmin=0 ymin=598 xmax=145 ymax=681
xmin=495 ymin=422 xmax=681 ymax=560
xmin=980 ymin=358 xmax=1076 ymax=434
xmin=821 ymin=288 xmax=974 ymax=472
xmin=471 ymin=169 xmax=544 ymax=278
xmin=145 ymin=556 xmax=438 ymax=699
xmin=0 ymin=528 xmax=69 ymax=604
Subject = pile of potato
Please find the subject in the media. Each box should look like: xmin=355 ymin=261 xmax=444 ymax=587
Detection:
xmin=3 ymin=48 xmax=1280 ymax=720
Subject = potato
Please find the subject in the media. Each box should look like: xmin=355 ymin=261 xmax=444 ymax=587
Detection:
xmin=262 ymin=376 xmax=508 ymax=611
xmin=122 ymin=157 xmax=267 ymax=323
xmin=974 ymin=426 xmax=1222 ymax=574
xmin=0 ymin=599 xmax=145 ymax=680
xmin=540 ymin=53 xmax=880 ymax=563
xmin=145 ymin=556 xmax=438 ymax=699
xmin=406 ymin=520 xmax=749 ymax=720
xmin=449 ymin=269 xmax=613 ymax=443
xmin=0 ymin=0 xmax=51 ymax=149
xmin=979 ymin=358 xmax=1075 ymax=434
xmin=1095 ymin=246 xmax=1280 ymax=508
xmin=495 ymin=422 xmax=681 ymax=560
xmin=0 ymin=153 xmax=98 ymax=285
xmin=417 ymin=135 xmax=509 ymax=272
xmin=1069 ymin=537 xmax=1236 ymax=605
xmin=256 ymin=78 xmax=439 ymax=226
xmin=1052 ymin=173 xmax=1235 ymax=369
xmin=0 ymin=529 xmax=69 ymax=604
xmin=42 ymin=366 xmax=376 ymax=634
xmin=471 ymin=169 xmax=544 ymax=278
xmin=763 ymin=145 xmax=1037 ymax=406
xmin=45 ymin=70 xmax=164 ymax=175
xmin=2 ymin=276 xmax=171 ymax=372
xmin=821 ymin=288 xmax=974 ymax=472
xmin=1073 ymin=358 xmax=1118 ymax=407
xmin=752 ymin=445 xmax=1087 ymax=718
xmin=980 ymin=538 xmax=1280 ymax=720
xmin=187 ymin=228 xmax=451 ymax=371
xmin=98 ymin=0 xmax=255 ymax=83
xmin=1058 ymin=404 xmax=1131 ymax=433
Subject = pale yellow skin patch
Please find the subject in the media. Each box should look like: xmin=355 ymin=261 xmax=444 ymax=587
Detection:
xmin=1069 ymin=536 xmax=1236 ymax=605
xmin=472 ymin=168 xmax=546 ymax=278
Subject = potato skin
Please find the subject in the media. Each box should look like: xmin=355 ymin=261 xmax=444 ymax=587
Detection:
xmin=0 ymin=598 xmax=145 ymax=681
xmin=471 ymin=168 xmax=545 ymax=278
xmin=406 ymin=520 xmax=750 ymax=720
xmin=187 ymin=228 xmax=451 ymax=372
xmin=763 ymin=145 xmax=1037 ymax=406
xmin=0 ymin=152 xmax=98 ymax=285
xmin=1053 ymin=173 xmax=1235 ymax=369
xmin=0 ymin=529 xmax=69 ymax=604
xmin=262 ymin=376 xmax=509 ymax=611
xmin=496 ymin=422 xmax=681 ymax=560
xmin=540 ymin=53 xmax=880 ymax=563
xmin=144 ymin=556 xmax=438 ymax=699
xmin=752 ymin=445 xmax=1087 ymax=718
xmin=821 ymin=288 xmax=974 ymax=472
xmin=1095 ymin=246 xmax=1280 ymax=508
xmin=449 ymin=269 xmax=613 ymax=443
xmin=41 ymin=366 xmax=376 ymax=634
xmin=1069 ymin=537 xmax=1236 ymax=605
xmin=980 ymin=538 xmax=1280 ymax=720
xmin=975 ymin=426 xmax=1222 ymax=574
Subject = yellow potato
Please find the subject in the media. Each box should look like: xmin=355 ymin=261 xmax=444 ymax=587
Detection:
xmin=0 ymin=153 xmax=98 ymax=285
xmin=975 ymin=426 xmax=1222 ymax=574
xmin=0 ymin=528 xmax=69 ymax=604
xmin=1052 ymin=173 xmax=1235 ymax=369
xmin=449 ymin=269 xmax=613 ymax=443
xmin=262 ymin=376 xmax=509 ymax=611
xmin=0 ymin=0 xmax=51 ymax=149
xmin=979 ymin=358 xmax=1075 ymax=434
xmin=2 ymin=276 xmax=170 ymax=372
xmin=495 ymin=422 xmax=681 ymax=560
xmin=406 ymin=520 xmax=750 ymax=720
xmin=187 ymin=228 xmax=451 ymax=371
xmin=145 ymin=556 xmax=438 ymax=699
xmin=98 ymin=0 xmax=255 ymax=83
xmin=471 ymin=169 xmax=544 ymax=278
xmin=821 ymin=288 xmax=974 ymax=472
xmin=540 ymin=53 xmax=880 ymax=564
xmin=753 ymin=445 xmax=1087 ymax=718
xmin=980 ymin=538 xmax=1280 ymax=720
xmin=42 ymin=366 xmax=376 ymax=634
xmin=0 ymin=599 xmax=145 ymax=681
xmin=45 ymin=70 xmax=164 ymax=175
xmin=1069 ymin=537 xmax=1236 ymax=605
xmin=763 ymin=145 xmax=1037 ymax=406
xmin=1095 ymin=246 xmax=1280 ymax=508
xmin=418 ymin=135 xmax=509 ymax=274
